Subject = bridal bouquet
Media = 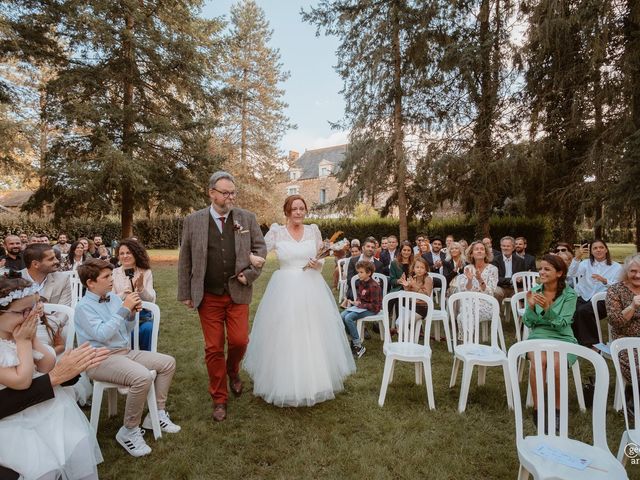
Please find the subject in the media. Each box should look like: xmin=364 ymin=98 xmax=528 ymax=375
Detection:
xmin=303 ymin=231 xmax=349 ymax=270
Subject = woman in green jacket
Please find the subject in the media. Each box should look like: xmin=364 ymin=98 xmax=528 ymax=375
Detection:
xmin=523 ymin=253 xmax=577 ymax=432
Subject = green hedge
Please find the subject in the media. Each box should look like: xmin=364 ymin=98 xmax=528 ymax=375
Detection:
xmin=1 ymin=214 xmax=552 ymax=255
xmin=0 ymin=216 xmax=183 ymax=249
xmin=310 ymin=215 xmax=552 ymax=256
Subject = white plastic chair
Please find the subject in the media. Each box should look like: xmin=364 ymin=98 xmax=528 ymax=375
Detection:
xmin=427 ymin=272 xmax=451 ymax=351
xmin=508 ymin=339 xmax=627 ymax=480
xmin=448 ymin=292 xmax=512 ymax=413
xmin=337 ymin=257 xmax=349 ymax=304
xmin=69 ymin=271 xmax=84 ymax=308
xmin=512 ymin=271 xmax=540 ymax=294
xmin=350 ymin=273 xmax=388 ymax=341
xmin=611 ymin=337 xmax=640 ymax=467
xmin=591 ymin=291 xmax=623 ymax=411
xmin=89 ymin=301 xmax=162 ymax=440
xmin=378 ymin=291 xmax=435 ymax=409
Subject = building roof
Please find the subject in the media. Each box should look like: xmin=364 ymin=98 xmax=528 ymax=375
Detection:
xmin=0 ymin=190 xmax=33 ymax=208
xmin=295 ymin=144 xmax=347 ymax=180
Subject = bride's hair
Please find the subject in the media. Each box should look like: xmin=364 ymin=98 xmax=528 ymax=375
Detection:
xmin=283 ymin=195 xmax=308 ymax=217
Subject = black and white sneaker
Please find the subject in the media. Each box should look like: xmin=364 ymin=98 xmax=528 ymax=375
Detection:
xmin=142 ymin=410 xmax=181 ymax=433
xmin=116 ymin=426 xmax=152 ymax=457
xmin=354 ymin=345 xmax=366 ymax=358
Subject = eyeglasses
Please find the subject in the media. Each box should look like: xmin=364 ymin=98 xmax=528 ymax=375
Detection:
xmin=556 ymin=248 xmax=568 ymax=253
xmin=2 ymin=305 xmax=35 ymax=318
xmin=211 ymin=188 xmax=237 ymax=198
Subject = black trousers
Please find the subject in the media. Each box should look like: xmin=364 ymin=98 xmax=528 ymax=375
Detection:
xmin=571 ymin=296 xmax=606 ymax=347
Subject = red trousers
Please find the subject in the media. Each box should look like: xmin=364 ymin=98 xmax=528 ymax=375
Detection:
xmin=198 ymin=293 xmax=249 ymax=404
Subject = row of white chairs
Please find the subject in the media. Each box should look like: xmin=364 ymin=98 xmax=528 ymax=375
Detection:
xmin=375 ymin=288 xmax=634 ymax=478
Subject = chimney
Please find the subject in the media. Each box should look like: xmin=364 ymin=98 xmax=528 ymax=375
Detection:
xmin=288 ymin=150 xmax=300 ymax=163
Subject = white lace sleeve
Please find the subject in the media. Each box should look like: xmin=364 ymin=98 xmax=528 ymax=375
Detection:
xmin=0 ymin=338 xmax=18 ymax=368
xmin=264 ymin=223 xmax=280 ymax=253
xmin=311 ymin=224 xmax=324 ymax=250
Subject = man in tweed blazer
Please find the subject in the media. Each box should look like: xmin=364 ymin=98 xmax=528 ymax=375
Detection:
xmin=178 ymin=171 xmax=266 ymax=422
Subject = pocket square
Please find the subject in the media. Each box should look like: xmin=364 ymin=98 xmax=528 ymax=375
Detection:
xmin=241 ymin=230 xmax=249 ymax=234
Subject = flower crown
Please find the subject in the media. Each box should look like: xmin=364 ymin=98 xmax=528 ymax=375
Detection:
xmin=0 ymin=271 xmax=41 ymax=307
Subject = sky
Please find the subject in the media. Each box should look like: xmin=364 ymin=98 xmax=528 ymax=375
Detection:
xmin=202 ymin=0 xmax=348 ymax=155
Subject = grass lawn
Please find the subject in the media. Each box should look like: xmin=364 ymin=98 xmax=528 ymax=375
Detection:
xmin=91 ymin=254 xmax=639 ymax=480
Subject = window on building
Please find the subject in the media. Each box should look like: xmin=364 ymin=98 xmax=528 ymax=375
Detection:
xmin=289 ymin=170 xmax=300 ymax=181
xmin=319 ymin=165 xmax=331 ymax=177
xmin=320 ymin=189 xmax=326 ymax=204
xmin=287 ymin=186 xmax=299 ymax=196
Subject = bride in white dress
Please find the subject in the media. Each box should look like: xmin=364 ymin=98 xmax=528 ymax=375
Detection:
xmin=243 ymin=195 xmax=356 ymax=407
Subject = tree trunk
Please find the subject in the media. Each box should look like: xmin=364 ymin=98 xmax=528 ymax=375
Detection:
xmin=121 ymin=12 xmax=135 ymax=238
xmin=240 ymin=68 xmax=248 ymax=166
xmin=391 ymin=1 xmax=408 ymax=242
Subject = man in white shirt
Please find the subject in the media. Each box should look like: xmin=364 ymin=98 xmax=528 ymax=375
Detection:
xmin=492 ymin=236 xmax=526 ymax=304
xmin=568 ymin=240 xmax=622 ymax=347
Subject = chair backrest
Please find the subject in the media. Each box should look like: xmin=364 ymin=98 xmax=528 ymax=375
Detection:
xmin=508 ymin=339 xmax=609 ymax=446
xmin=43 ymin=303 xmax=75 ymax=351
xmin=350 ymin=272 xmax=388 ymax=301
xmin=511 ymin=271 xmax=539 ymax=294
xmin=448 ymin=292 xmax=504 ymax=350
xmin=69 ymin=271 xmax=84 ymax=308
xmin=382 ymin=291 xmax=434 ymax=345
xmin=591 ymin=291 xmax=608 ymax=345
xmin=337 ymin=258 xmax=349 ymax=282
xmin=132 ymin=301 xmax=161 ymax=352
xmin=428 ymin=272 xmax=447 ymax=310
xmin=510 ymin=291 xmax=528 ymax=342
xmin=610 ymin=337 xmax=640 ymax=432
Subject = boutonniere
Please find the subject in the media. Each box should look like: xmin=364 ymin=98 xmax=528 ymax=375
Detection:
xmin=233 ymin=221 xmax=243 ymax=232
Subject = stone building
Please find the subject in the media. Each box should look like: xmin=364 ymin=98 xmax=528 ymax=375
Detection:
xmin=280 ymin=145 xmax=347 ymax=210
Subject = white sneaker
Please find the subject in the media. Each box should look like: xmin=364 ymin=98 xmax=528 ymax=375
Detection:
xmin=116 ymin=426 xmax=152 ymax=457
xmin=142 ymin=410 xmax=181 ymax=433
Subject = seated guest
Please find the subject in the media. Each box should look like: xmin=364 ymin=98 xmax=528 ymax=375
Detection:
xmin=1 ymin=235 xmax=25 ymax=271
xmin=398 ymin=256 xmax=433 ymax=322
xmin=522 ymin=254 xmax=578 ymax=433
xmin=457 ymin=240 xmax=498 ymax=321
xmin=92 ymin=236 xmax=105 ymax=258
xmin=413 ymin=233 xmax=427 ymax=255
xmin=112 ymin=238 xmax=156 ymax=351
xmin=606 ymin=254 xmax=640 ymax=395
xmin=459 ymin=239 xmax=469 ymax=253
xmin=482 ymin=236 xmax=500 ymax=261
xmin=443 ymin=241 xmax=467 ymax=294
xmin=96 ymin=244 xmax=112 ymax=261
xmin=554 ymin=243 xmax=575 ymax=287
xmin=52 ymin=233 xmax=71 ymax=258
xmin=375 ymin=237 xmax=388 ymax=260
xmin=63 ymin=240 xmax=88 ymax=271
xmin=341 ymin=260 xmax=382 ymax=358
xmin=75 ymin=258 xmax=180 ymax=457
xmin=380 ymin=235 xmax=399 ymax=275
xmin=515 ymin=236 xmax=537 ymax=272
xmin=18 ymin=232 xmax=28 ymax=251
xmin=443 ymin=234 xmax=454 ymax=255
xmin=389 ymin=241 xmax=414 ymax=294
xmin=345 ymin=237 xmax=383 ymax=301
xmin=568 ymin=239 xmax=622 ymax=348
xmin=418 ymin=237 xmax=431 ymax=257
xmin=349 ymin=244 xmax=361 ymax=258
xmin=20 ymin=244 xmax=72 ymax=354
xmin=0 ymin=275 xmax=103 ymax=479
xmin=492 ymin=236 xmax=526 ymax=304
xmin=423 ymin=236 xmax=446 ymax=288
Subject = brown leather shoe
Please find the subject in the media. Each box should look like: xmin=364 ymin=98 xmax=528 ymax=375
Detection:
xmin=230 ymin=377 xmax=243 ymax=397
xmin=212 ymin=403 xmax=227 ymax=422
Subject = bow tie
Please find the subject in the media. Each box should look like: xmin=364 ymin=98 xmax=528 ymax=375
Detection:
xmin=98 ymin=295 xmax=110 ymax=303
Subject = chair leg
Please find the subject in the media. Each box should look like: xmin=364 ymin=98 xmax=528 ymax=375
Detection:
xmin=90 ymin=383 xmax=104 ymax=434
xmin=434 ymin=321 xmax=441 ymax=342
xmin=503 ymin=364 xmax=513 ymax=409
xmin=378 ymin=320 xmax=384 ymax=340
xmin=107 ymin=388 xmax=118 ymax=417
xmin=477 ymin=365 xmax=487 ymax=386
xmin=449 ymin=357 xmax=460 ymax=388
xmin=617 ymin=430 xmax=630 ymax=465
xmin=458 ymin=362 xmax=473 ymax=413
xmin=378 ymin=358 xmax=394 ymax=407
xmin=389 ymin=360 xmax=396 ymax=384
xmin=441 ymin=316 xmax=452 ymax=353
xmin=614 ymin=377 xmax=624 ymax=412
xmin=415 ymin=362 xmax=423 ymax=385
xmin=517 ymin=356 xmax=525 ymax=382
xmin=517 ymin=464 xmax=530 ymax=480
xmin=526 ymin=381 xmax=533 ymax=408
xmin=356 ymin=320 xmax=364 ymax=344
xmin=571 ymin=361 xmax=586 ymax=412
xmin=423 ymin=359 xmax=435 ymax=410
xmin=146 ymin=374 xmax=162 ymax=440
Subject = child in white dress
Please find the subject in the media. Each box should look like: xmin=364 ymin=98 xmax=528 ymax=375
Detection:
xmin=0 ymin=275 xmax=102 ymax=480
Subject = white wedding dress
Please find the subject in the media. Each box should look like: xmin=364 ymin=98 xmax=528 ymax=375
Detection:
xmin=244 ymin=223 xmax=356 ymax=407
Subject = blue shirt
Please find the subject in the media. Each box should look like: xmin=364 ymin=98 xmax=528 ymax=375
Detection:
xmin=75 ymin=291 xmax=134 ymax=349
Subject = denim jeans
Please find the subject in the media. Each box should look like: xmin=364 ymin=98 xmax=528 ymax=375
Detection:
xmin=341 ymin=309 xmax=376 ymax=346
